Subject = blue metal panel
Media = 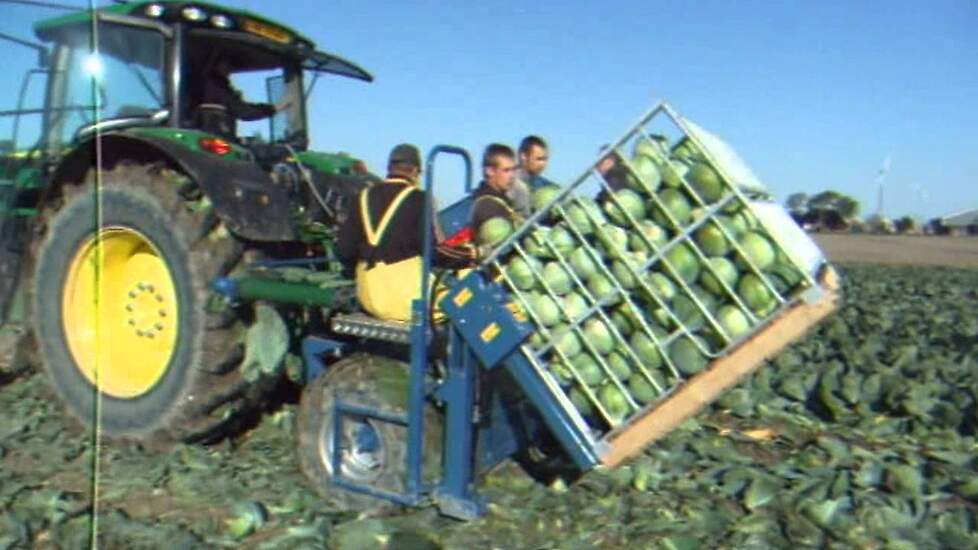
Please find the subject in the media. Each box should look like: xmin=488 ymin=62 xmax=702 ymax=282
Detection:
xmin=406 ymin=299 xmax=428 ymax=496
xmin=438 ymin=195 xmax=476 ymax=238
xmin=435 ymin=328 xmax=486 ymax=519
xmin=439 ymin=271 xmax=534 ymax=370
xmin=503 ymin=353 xmax=599 ymax=470
xmin=301 ymin=336 xmax=345 ymax=384
xmin=210 ymin=276 xmax=239 ymax=302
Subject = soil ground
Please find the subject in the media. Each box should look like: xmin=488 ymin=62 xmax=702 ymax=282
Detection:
xmin=812 ymin=233 xmax=978 ymax=269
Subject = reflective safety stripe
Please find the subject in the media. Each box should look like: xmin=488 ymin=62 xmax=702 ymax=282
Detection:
xmin=473 ymin=194 xmax=523 ymax=225
xmin=360 ymin=184 xmax=416 ymax=246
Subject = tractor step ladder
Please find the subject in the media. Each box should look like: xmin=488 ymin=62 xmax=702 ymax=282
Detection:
xmin=331 ymin=313 xmax=412 ymax=344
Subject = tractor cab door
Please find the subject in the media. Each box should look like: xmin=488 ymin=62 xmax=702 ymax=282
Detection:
xmin=265 ymin=73 xmax=304 ymax=146
xmin=183 ymin=31 xmax=308 ymax=149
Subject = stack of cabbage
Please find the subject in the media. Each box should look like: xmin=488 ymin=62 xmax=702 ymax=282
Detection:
xmin=479 ymin=134 xmax=810 ymax=432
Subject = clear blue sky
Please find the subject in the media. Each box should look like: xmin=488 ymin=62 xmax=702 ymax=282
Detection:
xmin=1 ymin=1 xmax=975 ymax=220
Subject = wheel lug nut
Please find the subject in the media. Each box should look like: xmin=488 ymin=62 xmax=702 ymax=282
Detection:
xmin=156 ymin=295 xmax=164 ymax=302
xmin=125 ymin=304 xmax=134 ymax=312
xmin=159 ymin=309 xmax=167 ymax=317
xmin=154 ymin=323 xmax=164 ymax=331
xmin=146 ymin=284 xmax=155 ymax=292
xmin=128 ymin=319 xmax=135 ymax=326
xmin=129 ymin=291 xmax=137 ymax=298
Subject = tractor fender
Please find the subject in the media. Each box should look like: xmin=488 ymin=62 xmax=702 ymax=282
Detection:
xmin=48 ymin=133 xmax=296 ymax=242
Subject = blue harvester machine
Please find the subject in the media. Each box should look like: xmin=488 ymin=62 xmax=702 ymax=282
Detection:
xmin=276 ymin=102 xmax=841 ymax=519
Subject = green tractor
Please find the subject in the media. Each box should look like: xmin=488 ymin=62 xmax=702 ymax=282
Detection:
xmin=0 ymin=1 xmax=376 ymax=444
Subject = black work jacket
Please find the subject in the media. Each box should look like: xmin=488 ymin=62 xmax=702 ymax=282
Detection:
xmin=470 ymin=182 xmax=521 ymax=232
xmin=337 ymin=177 xmax=473 ymax=270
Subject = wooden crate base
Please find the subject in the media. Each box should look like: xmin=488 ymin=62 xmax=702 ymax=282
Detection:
xmin=599 ymin=267 xmax=842 ymax=468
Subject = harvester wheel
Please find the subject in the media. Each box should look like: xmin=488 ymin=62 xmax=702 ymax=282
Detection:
xmin=298 ymin=353 xmax=443 ymax=513
xmin=31 ymin=163 xmax=267 ymax=444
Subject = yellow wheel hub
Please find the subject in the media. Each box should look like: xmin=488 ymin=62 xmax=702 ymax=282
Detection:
xmin=63 ymin=227 xmax=179 ymax=398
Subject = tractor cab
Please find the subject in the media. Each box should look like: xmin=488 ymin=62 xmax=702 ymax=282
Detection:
xmin=0 ymin=2 xmax=377 ymax=238
xmin=17 ymin=1 xmax=371 ymax=157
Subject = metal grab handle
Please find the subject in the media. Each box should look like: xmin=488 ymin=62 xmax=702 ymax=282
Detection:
xmin=425 ymin=145 xmax=474 ymax=196
xmin=421 ymin=146 xmax=474 ymax=307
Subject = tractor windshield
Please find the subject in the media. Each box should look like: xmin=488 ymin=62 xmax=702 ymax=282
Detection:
xmin=49 ymin=23 xmax=166 ymax=145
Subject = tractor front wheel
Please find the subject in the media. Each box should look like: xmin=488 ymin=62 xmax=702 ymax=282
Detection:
xmin=32 ymin=163 xmax=262 ymax=444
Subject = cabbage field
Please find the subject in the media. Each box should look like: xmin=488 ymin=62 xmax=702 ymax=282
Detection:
xmin=1 ymin=259 xmax=977 ymax=548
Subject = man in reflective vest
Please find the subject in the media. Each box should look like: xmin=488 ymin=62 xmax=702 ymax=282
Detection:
xmin=337 ymin=144 xmax=476 ymax=322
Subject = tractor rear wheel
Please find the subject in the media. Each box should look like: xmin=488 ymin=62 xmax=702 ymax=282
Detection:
xmin=297 ymin=353 xmax=443 ymax=513
xmin=31 ymin=163 xmax=267 ymax=444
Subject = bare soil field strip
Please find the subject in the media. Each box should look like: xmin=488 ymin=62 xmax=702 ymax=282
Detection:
xmin=812 ymin=234 xmax=978 ymax=269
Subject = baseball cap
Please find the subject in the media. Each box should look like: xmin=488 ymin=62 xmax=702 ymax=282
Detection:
xmin=389 ymin=143 xmax=421 ymax=167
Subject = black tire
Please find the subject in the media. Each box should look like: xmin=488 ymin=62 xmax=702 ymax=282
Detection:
xmin=31 ymin=163 xmax=266 ymax=444
xmin=297 ymin=353 xmax=443 ymax=513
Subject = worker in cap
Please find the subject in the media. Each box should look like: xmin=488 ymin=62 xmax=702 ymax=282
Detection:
xmin=337 ymin=144 xmax=476 ymax=322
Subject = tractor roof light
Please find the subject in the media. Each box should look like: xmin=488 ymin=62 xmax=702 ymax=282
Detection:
xmin=210 ymin=14 xmax=233 ymax=29
xmin=181 ymin=6 xmax=207 ymax=22
xmin=198 ymin=137 xmax=231 ymax=156
xmin=144 ymin=4 xmax=165 ymax=17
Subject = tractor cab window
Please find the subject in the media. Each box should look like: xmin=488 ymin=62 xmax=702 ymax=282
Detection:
xmin=184 ymin=35 xmax=306 ymax=148
xmin=49 ymin=24 xmax=166 ymax=145
xmin=227 ymin=67 xmax=302 ymax=145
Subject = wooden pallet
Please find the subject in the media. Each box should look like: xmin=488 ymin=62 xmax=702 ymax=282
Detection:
xmin=599 ymin=266 xmax=842 ymax=468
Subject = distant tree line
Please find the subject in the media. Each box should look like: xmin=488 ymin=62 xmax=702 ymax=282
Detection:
xmin=785 ymin=191 xmax=932 ymax=235
xmin=785 ymin=191 xmax=860 ymax=231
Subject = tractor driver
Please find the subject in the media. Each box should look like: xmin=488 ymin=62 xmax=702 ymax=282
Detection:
xmin=337 ymin=144 xmax=477 ymax=322
xmin=192 ymin=57 xmax=293 ymax=139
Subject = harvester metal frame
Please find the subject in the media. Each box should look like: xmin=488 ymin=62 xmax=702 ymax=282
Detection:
xmin=181 ymin=101 xmax=844 ymax=519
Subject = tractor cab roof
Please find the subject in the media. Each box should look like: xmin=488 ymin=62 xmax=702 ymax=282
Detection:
xmin=33 ymin=1 xmax=372 ymax=82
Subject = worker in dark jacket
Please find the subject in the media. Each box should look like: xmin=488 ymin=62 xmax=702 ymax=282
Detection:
xmin=508 ymin=135 xmax=556 ymax=218
xmin=337 ymin=144 xmax=476 ymax=322
xmin=596 ymin=144 xmax=632 ymax=194
xmin=193 ymin=58 xmax=292 ymax=138
xmin=470 ymin=143 xmax=522 ymax=243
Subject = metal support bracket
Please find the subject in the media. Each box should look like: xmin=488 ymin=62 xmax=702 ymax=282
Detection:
xmin=301 ymin=336 xmax=345 ymax=383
